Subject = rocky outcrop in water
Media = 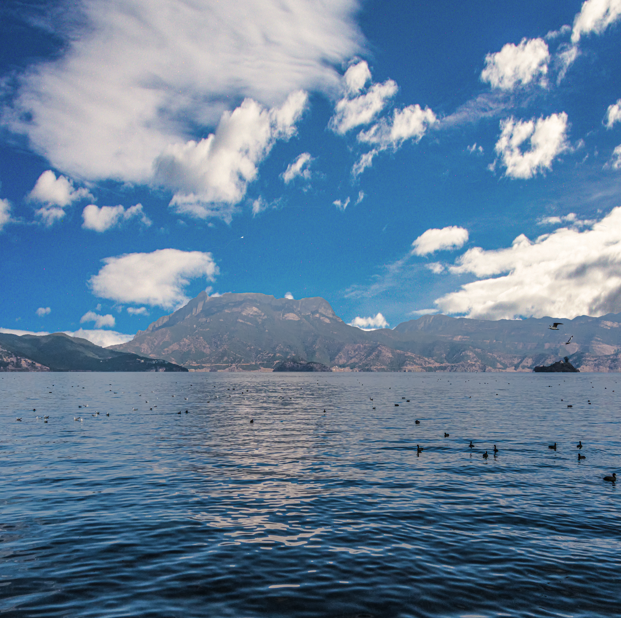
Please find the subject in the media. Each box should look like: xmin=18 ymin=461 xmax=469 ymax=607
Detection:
xmin=533 ymin=357 xmax=579 ymax=372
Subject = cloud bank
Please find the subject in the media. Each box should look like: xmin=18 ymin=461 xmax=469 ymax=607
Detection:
xmin=7 ymin=0 xmax=361 ymax=197
xmin=436 ymin=207 xmax=621 ymax=319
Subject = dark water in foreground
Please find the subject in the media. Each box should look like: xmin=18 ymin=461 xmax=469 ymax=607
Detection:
xmin=1 ymin=372 xmax=620 ymax=618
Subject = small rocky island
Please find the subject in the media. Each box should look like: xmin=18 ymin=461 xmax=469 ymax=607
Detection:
xmin=273 ymin=358 xmax=332 ymax=372
xmin=533 ymin=356 xmax=579 ymax=373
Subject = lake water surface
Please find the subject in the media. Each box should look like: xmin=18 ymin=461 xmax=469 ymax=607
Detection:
xmin=1 ymin=372 xmax=620 ymax=618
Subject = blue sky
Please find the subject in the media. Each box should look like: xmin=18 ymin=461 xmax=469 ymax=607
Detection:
xmin=2 ymin=0 xmax=621 ymax=346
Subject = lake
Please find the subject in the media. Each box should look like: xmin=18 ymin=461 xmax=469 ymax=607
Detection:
xmin=1 ymin=372 xmax=620 ymax=617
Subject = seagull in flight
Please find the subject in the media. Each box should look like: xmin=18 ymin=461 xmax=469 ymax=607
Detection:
xmin=565 ymin=335 xmax=573 ymax=345
xmin=549 ymin=322 xmax=563 ymax=330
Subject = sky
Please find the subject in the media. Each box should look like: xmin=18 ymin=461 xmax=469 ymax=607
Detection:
xmin=2 ymin=0 xmax=621 ymax=346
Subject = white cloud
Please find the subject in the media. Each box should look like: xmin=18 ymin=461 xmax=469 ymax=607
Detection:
xmin=333 ymin=197 xmax=350 ymax=211
xmin=282 ymin=152 xmax=313 ymax=183
xmin=604 ymin=99 xmax=621 ymax=128
xmin=349 ymin=312 xmax=389 ymax=330
xmin=436 ymin=206 xmax=621 ymax=319
xmin=251 ymin=197 xmax=268 ymax=216
xmin=82 ymin=203 xmax=151 ymax=232
xmin=127 ymin=306 xmax=148 ymax=316
xmin=284 ymin=292 xmax=294 ymax=299
xmin=357 ymin=104 xmax=436 ymax=149
xmin=352 ymin=149 xmax=378 ymax=177
xmin=36 ymin=307 xmax=51 ymax=317
xmin=481 ymin=37 xmax=550 ymax=90
xmin=7 ymin=0 xmax=361 ymax=187
xmin=609 ymin=144 xmax=621 ymax=169
xmin=27 ymin=170 xmax=93 ymax=207
xmin=155 ymin=91 xmax=308 ymax=220
xmin=27 ymin=170 xmax=94 ymax=226
xmin=0 ymin=198 xmax=12 ymax=230
xmin=494 ymin=113 xmax=569 ymax=179
xmin=572 ymin=0 xmax=621 ymax=43
xmin=468 ymin=143 xmax=484 ymax=155
xmin=555 ymin=44 xmax=579 ymax=83
xmin=344 ymin=60 xmax=371 ymax=95
xmin=427 ymin=262 xmax=446 ymax=274
xmin=331 ymin=68 xmax=398 ymax=134
xmin=80 ymin=311 xmax=116 ymax=328
xmin=412 ymin=226 xmax=469 ymax=256
xmin=537 ymin=212 xmax=596 ymax=227
xmin=0 ymin=327 xmax=133 ymax=348
xmin=90 ymin=248 xmax=219 ymax=309
xmin=409 ymin=308 xmax=440 ymax=316
xmin=355 ymin=190 xmax=365 ymax=204
xmin=69 ymin=329 xmax=134 ymax=347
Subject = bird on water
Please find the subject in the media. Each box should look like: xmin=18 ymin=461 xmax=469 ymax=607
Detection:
xmin=603 ymin=473 xmax=616 ymax=483
xmin=444 ymin=432 xmax=449 ymax=437
xmin=577 ymin=441 xmax=583 ymax=449
xmin=469 ymin=440 xmax=475 ymax=448
xmin=549 ymin=442 xmax=557 ymax=450
xmin=578 ymin=453 xmax=586 ymax=461
xmin=493 ymin=445 xmax=498 ymax=454
xmin=483 ymin=451 xmax=489 ymax=459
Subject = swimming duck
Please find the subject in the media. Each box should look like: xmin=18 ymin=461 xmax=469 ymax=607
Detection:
xmin=415 ymin=419 xmax=420 ymax=425
xmin=603 ymin=473 xmax=617 ymax=483
xmin=549 ymin=443 xmax=557 ymax=451
xmin=483 ymin=451 xmax=489 ymax=459
xmin=493 ymin=445 xmax=499 ymax=454
xmin=416 ymin=445 xmax=423 ymax=454
xmin=577 ymin=441 xmax=583 ymax=449
xmin=469 ymin=440 xmax=474 ymax=448
xmin=578 ymin=453 xmax=586 ymax=460
xmin=444 ymin=432 xmax=449 ymax=437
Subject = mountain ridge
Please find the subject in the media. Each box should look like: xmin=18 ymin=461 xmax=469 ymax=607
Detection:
xmin=112 ymin=292 xmax=621 ymax=372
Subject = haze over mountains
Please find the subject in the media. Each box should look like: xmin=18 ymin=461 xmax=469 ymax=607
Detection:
xmin=112 ymin=292 xmax=621 ymax=372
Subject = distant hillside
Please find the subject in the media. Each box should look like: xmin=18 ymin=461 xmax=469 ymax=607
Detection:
xmin=112 ymin=292 xmax=621 ymax=372
xmin=0 ymin=333 xmax=187 ymax=372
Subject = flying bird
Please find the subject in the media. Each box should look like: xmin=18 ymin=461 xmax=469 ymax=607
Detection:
xmin=549 ymin=323 xmax=563 ymax=330
xmin=565 ymin=335 xmax=573 ymax=345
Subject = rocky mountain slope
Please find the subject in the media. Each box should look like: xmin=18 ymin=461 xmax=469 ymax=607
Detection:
xmin=0 ymin=333 xmax=187 ymax=372
xmin=112 ymin=292 xmax=621 ymax=372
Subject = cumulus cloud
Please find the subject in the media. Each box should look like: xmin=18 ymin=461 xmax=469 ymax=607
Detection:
xmin=282 ymin=152 xmax=313 ymax=183
xmin=90 ymin=249 xmax=219 ymax=309
xmin=572 ymin=0 xmax=621 ymax=43
xmin=344 ymin=60 xmax=372 ymax=95
xmin=481 ymin=38 xmax=550 ymax=90
xmin=331 ymin=62 xmax=397 ymax=134
xmin=7 ymin=0 xmax=361 ymax=187
xmin=284 ymin=292 xmax=294 ymax=299
xmin=0 ymin=198 xmax=12 ymax=230
xmin=435 ymin=206 xmax=621 ymax=319
xmin=27 ymin=170 xmax=94 ymax=226
xmin=36 ymin=307 xmax=51 ymax=317
xmin=604 ymin=99 xmax=621 ymax=128
xmin=468 ymin=143 xmax=484 ymax=155
xmin=27 ymin=170 xmax=93 ymax=207
xmin=357 ymin=104 xmax=436 ymax=149
xmin=127 ymin=306 xmax=148 ymax=316
xmin=82 ymin=203 xmax=151 ymax=232
xmin=155 ymin=91 xmax=307 ymax=220
xmin=493 ymin=113 xmax=569 ymax=179
xmin=80 ymin=311 xmax=116 ymax=328
xmin=349 ymin=312 xmax=389 ymax=330
xmin=412 ymin=226 xmax=469 ymax=256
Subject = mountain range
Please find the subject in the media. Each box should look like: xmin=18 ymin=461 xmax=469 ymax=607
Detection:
xmin=111 ymin=292 xmax=621 ymax=372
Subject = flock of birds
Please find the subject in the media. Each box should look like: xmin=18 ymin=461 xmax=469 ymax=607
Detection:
xmin=10 ymin=376 xmax=618 ymax=485
xmin=549 ymin=322 xmax=573 ymax=346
